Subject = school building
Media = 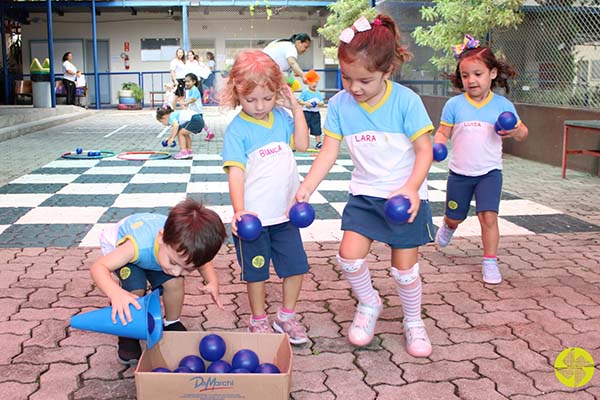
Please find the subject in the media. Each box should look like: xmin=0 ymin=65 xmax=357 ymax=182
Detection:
xmin=1 ymin=1 xmax=335 ymax=107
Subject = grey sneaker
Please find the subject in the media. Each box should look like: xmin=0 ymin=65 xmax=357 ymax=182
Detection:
xmin=435 ymin=224 xmax=456 ymax=247
xmin=272 ymin=316 xmax=309 ymax=345
xmin=482 ymin=258 xmax=502 ymax=284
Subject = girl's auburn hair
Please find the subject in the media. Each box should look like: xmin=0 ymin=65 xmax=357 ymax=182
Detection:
xmin=220 ymin=50 xmax=284 ymax=108
xmin=338 ymin=14 xmax=412 ymax=74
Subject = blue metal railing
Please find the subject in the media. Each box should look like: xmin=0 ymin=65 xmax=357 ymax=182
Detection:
xmin=7 ymin=69 xmax=453 ymax=108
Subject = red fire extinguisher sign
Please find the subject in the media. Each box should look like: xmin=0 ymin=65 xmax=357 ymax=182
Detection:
xmin=124 ymin=41 xmax=130 ymax=52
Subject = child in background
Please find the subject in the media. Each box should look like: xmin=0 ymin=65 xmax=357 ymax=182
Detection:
xmin=181 ymin=72 xmax=215 ymax=142
xmin=298 ymin=69 xmax=325 ymax=149
xmin=163 ymin=82 xmax=176 ymax=108
xmin=433 ymin=35 xmax=528 ymax=284
xmin=156 ymin=105 xmax=204 ymax=159
xmin=295 ymin=15 xmax=435 ymax=357
xmin=90 ymin=199 xmax=227 ymax=365
xmin=220 ymin=50 xmax=310 ymax=345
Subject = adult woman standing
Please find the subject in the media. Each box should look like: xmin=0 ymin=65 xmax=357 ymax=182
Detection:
xmin=169 ymin=48 xmax=187 ymax=108
xmin=263 ymin=33 xmax=311 ymax=84
xmin=62 ymin=52 xmax=81 ymax=105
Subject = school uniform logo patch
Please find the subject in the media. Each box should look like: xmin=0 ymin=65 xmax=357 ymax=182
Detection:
xmin=448 ymin=200 xmax=459 ymax=210
xmin=119 ymin=266 xmax=131 ymax=280
xmin=252 ymin=256 xmax=265 ymax=269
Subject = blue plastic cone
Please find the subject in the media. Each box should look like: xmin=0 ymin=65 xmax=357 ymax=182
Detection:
xmin=70 ymin=289 xmax=163 ymax=349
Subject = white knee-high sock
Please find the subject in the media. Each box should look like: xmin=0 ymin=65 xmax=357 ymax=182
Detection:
xmin=391 ymin=263 xmax=422 ymax=322
xmin=337 ymin=254 xmax=380 ymax=307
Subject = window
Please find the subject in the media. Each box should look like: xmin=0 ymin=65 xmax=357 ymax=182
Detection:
xmin=140 ymin=38 xmax=180 ymax=62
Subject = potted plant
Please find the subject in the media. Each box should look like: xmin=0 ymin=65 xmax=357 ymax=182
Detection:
xmin=118 ymin=81 xmax=144 ymax=109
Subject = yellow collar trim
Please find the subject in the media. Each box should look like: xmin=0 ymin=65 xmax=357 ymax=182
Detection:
xmin=465 ymin=91 xmax=494 ymax=108
xmin=359 ymin=80 xmax=392 ymax=113
xmin=239 ymin=111 xmax=274 ymax=128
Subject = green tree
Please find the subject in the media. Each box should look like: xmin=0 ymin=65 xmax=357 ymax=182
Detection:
xmin=318 ymin=0 xmax=377 ymax=61
xmin=412 ymin=0 xmax=524 ymax=70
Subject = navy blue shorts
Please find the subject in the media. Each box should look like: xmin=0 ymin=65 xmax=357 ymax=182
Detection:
xmin=303 ymin=111 xmax=322 ymax=136
xmin=179 ymin=113 xmax=204 ymax=134
xmin=445 ymin=169 xmax=503 ymax=220
xmin=115 ymin=264 xmax=175 ymax=292
xmin=232 ymin=221 xmax=309 ymax=282
xmin=341 ymin=194 xmax=434 ymax=249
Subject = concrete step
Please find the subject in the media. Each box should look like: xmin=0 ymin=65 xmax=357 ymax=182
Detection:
xmin=0 ymin=106 xmax=94 ymax=142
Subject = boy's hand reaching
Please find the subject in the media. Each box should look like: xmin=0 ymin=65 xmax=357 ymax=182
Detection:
xmin=110 ymin=289 xmax=141 ymax=326
xmin=199 ymin=280 xmax=224 ymax=309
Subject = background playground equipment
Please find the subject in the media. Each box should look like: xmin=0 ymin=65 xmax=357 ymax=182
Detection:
xmin=117 ymin=151 xmax=171 ymax=161
xmin=117 ymin=82 xmax=144 ymax=110
xmin=70 ymin=289 xmax=163 ymax=349
xmin=286 ymin=75 xmax=301 ymax=92
xmin=304 ymin=69 xmax=320 ymax=85
xmin=61 ymin=150 xmax=115 ymax=159
xmin=135 ymin=331 xmax=292 ymax=399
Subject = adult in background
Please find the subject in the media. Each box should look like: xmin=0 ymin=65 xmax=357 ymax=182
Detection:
xmin=263 ymin=33 xmax=311 ymax=84
xmin=169 ymin=48 xmax=187 ymax=109
xmin=62 ymin=52 xmax=81 ymax=105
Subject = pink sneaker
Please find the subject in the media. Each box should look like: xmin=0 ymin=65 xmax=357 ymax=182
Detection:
xmin=174 ymin=151 xmax=189 ymax=160
xmin=272 ymin=316 xmax=309 ymax=345
xmin=403 ymin=319 xmax=432 ymax=357
xmin=186 ymin=149 xmax=193 ymax=158
xmin=205 ymin=132 xmax=215 ymax=141
xmin=348 ymin=301 xmax=382 ymax=347
xmin=248 ymin=318 xmax=274 ymax=334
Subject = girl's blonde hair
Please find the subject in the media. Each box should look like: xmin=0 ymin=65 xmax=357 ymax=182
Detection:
xmin=220 ymin=50 xmax=284 ymax=108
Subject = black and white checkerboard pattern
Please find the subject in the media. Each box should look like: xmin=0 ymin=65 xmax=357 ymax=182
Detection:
xmin=0 ymin=153 xmax=598 ymax=248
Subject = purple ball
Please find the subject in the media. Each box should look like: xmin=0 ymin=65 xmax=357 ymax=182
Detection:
xmin=255 ymin=363 xmax=281 ymax=374
xmin=497 ymin=111 xmax=517 ymax=131
xmin=151 ymin=367 xmax=171 ymax=373
xmin=207 ymin=360 xmax=232 ymax=373
xmin=231 ymin=349 xmax=259 ymax=373
xmin=199 ymin=334 xmax=227 ymax=362
xmin=289 ymin=202 xmax=315 ymax=228
xmin=432 ymin=143 xmax=448 ymax=162
xmin=384 ymin=195 xmax=411 ymax=225
xmin=178 ymin=355 xmax=205 ymax=373
xmin=237 ymin=214 xmax=262 ymax=241
xmin=230 ymin=368 xmax=251 ymax=373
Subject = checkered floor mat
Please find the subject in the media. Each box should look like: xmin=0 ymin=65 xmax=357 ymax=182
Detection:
xmin=0 ymin=153 xmax=598 ymax=248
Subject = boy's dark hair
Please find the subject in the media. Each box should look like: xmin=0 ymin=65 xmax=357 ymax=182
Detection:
xmin=156 ymin=104 xmax=173 ymax=121
xmin=162 ymin=199 xmax=227 ymax=268
xmin=446 ymin=46 xmax=517 ymax=94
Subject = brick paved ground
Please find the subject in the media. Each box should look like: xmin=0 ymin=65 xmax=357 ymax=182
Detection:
xmin=1 ymin=108 xmax=599 ymax=399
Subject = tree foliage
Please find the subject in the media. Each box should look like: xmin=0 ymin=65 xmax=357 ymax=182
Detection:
xmin=412 ymin=0 xmax=524 ymax=70
xmin=317 ymin=0 xmax=376 ymax=61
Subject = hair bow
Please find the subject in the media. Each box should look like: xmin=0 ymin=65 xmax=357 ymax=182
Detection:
xmin=452 ymin=34 xmax=480 ymax=59
xmin=339 ymin=16 xmax=372 ymax=44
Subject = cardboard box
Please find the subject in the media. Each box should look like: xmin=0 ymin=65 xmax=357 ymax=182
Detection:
xmin=135 ymin=331 xmax=292 ymax=400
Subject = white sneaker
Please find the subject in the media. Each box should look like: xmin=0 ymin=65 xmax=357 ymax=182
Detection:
xmin=403 ymin=319 xmax=432 ymax=357
xmin=435 ymin=224 xmax=455 ymax=247
xmin=482 ymin=259 xmax=502 ymax=284
xmin=348 ymin=301 xmax=382 ymax=347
